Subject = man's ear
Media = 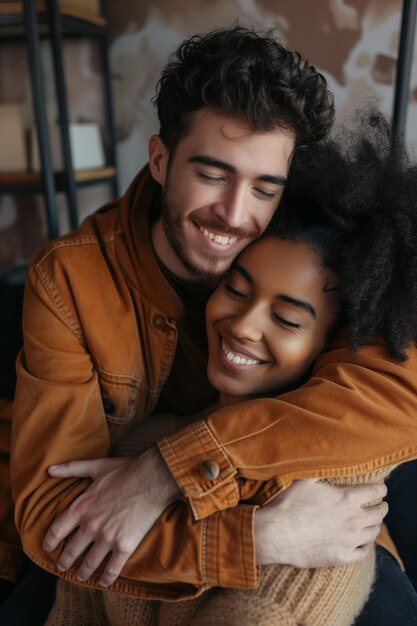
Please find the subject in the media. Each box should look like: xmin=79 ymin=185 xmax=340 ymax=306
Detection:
xmin=148 ymin=135 xmax=169 ymax=186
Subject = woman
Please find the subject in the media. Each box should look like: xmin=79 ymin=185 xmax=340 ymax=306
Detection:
xmin=104 ymin=231 xmax=387 ymax=626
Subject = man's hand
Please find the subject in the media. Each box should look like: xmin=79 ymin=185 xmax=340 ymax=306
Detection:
xmin=255 ymin=479 xmax=388 ymax=568
xmin=43 ymin=448 xmax=179 ymax=587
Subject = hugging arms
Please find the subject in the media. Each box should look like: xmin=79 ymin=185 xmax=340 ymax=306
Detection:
xmin=9 ymin=27 xmax=417 ymax=625
xmin=12 ymin=111 xmax=417 ymax=602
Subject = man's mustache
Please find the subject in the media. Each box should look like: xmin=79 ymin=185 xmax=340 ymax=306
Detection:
xmin=192 ymin=216 xmax=257 ymax=240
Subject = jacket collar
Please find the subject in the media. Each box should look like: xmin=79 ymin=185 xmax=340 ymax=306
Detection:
xmin=116 ymin=165 xmax=186 ymax=320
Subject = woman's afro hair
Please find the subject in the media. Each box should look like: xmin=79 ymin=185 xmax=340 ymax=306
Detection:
xmin=278 ymin=108 xmax=417 ymax=361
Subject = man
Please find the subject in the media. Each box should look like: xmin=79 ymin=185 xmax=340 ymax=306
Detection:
xmin=11 ymin=26 xmax=417 ymax=622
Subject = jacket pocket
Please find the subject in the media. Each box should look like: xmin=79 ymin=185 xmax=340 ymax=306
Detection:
xmin=98 ymin=371 xmax=141 ymax=426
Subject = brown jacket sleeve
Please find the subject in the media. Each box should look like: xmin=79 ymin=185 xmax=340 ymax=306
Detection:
xmin=11 ymin=266 xmax=257 ymax=600
xmin=158 ymin=338 xmax=417 ymax=519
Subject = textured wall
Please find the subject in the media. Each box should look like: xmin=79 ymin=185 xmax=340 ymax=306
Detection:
xmin=1 ymin=0 xmax=415 ymax=268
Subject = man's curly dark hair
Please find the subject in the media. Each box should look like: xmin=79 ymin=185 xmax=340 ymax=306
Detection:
xmin=153 ymin=26 xmax=334 ymax=152
xmin=273 ymin=108 xmax=417 ymax=362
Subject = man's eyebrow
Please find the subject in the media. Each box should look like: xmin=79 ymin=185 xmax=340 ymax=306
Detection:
xmin=258 ymin=174 xmax=287 ymax=186
xmin=189 ymin=155 xmax=287 ymax=185
xmin=276 ymin=295 xmax=316 ymax=319
xmin=189 ymin=155 xmax=236 ymax=174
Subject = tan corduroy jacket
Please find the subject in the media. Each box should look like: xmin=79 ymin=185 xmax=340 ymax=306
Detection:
xmin=11 ymin=166 xmax=417 ymax=601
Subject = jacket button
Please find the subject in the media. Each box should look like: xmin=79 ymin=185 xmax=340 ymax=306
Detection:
xmin=198 ymin=459 xmax=220 ymax=480
xmin=153 ymin=315 xmax=167 ymax=331
xmin=103 ymin=397 xmax=116 ymax=415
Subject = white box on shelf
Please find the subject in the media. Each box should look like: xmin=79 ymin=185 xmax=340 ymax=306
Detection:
xmin=31 ymin=122 xmax=105 ymax=171
xmin=70 ymin=123 xmax=105 ymax=170
xmin=0 ymin=104 xmax=28 ymax=171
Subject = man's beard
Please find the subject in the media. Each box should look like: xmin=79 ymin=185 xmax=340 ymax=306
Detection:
xmin=161 ymin=196 xmax=229 ymax=282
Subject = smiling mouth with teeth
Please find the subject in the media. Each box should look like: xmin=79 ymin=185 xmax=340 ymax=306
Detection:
xmin=200 ymin=226 xmax=237 ymax=246
xmin=221 ymin=340 xmax=261 ymax=366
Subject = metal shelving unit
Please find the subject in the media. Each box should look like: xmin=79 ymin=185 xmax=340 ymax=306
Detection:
xmin=392 ymin=0 xmax=417 ymax=137
xmin=0 ymin=0 xmax=118 ymax=240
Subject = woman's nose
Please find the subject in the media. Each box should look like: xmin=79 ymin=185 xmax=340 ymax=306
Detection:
xmin=228 ymin=306 xmax=263 ymax=342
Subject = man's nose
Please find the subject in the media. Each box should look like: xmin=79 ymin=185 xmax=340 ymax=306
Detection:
xmin=214 ymin=183 xmax=249 ymax=229
xmin=228 ymin=306 xmax=263 ymax=343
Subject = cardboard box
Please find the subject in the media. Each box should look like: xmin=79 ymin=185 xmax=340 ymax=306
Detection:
xmin=0 ymin=104 xmax=28 ymax=171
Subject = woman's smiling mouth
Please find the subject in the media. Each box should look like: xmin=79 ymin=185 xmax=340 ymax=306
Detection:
xmin=221 ymin=338 xmax=264 ymax=366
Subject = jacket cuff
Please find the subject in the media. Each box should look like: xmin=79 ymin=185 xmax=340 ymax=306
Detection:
xmin=158 ymin=420 xmax=239 ymax=520
xmin=203 ymin=505 xmax=258 ymax=589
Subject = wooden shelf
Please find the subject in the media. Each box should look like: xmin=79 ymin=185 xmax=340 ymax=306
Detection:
xmin=0 ymin=172 xmax=43 ymax=187
xmin=74 ymin=165 xmax=115 ymax=182
xmin=0 ymin=166 xmax=116 ymax=191
xmin=0 ymin=2 xmax=106 ymax=28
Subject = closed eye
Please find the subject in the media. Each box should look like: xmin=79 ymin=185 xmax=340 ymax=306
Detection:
xmin=272 ymin=313 xmax=302 ymax=329
xmin=255 ymin=188 xmax=280 ymax=199
xmin=197 ymin=171 xmax=224 ymax=183
xmin=224 ymin=282 xmax=248 ymax=298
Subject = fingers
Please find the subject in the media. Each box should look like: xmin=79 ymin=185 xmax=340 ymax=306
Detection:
xmin=98 ymin=551 xmax=131 ymax=587
xmin=341 ymin=508 xmax=386 ymax=566
xmin=48 ymin=457 xmax=128 ymax=480
xmin=56 ymin=536 xmax=128 ymax=585
xmin=350 ymin=543 xmax=372 ymax=564
xmin=349 ymin=500 xmax=388 ymax=539
xmin=75 ymin=542 xmax=112 ymax=582
xmin=56 ymin=534 xmax=94 ymax=572
xmin=363 ymin=500 xmax=389 ymax=526
xmin=344 ymin=500 xmax=387 ymax=545
xmin=336 ymin=533 xmax=380 ymax=566
xmin=361 ymin=524 xmax=382 ymax=545
xmin=43 ymin=504 xmax=82 ymax=552
xmin=48 ymin=459 xmax=103 ymax=479
xmin=43 ymin=455 xmax=160 ymax=586
xmin=346 ymin=482 xmax=388 ymax=506
xmin=76 ymin=545 xmax=130 ymax=587
xmin=47 ymin=521 xmax=132 ymax=585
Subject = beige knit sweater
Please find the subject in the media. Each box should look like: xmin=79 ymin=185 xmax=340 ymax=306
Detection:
xmin=46 ymin=414 xmax=391 ymax=626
